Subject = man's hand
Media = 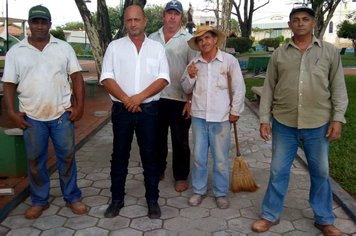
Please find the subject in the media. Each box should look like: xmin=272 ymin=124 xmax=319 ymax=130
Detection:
xmin=260 ymin=123 xmax=272 ymax=141
xmin=229 ymin=114 xmax=239 ymax=123
xmin=124 ymin=94 xmax=143 ymax=113
xmin=187 ymin=62 xmax=198 ymax=78
xmin=326 ymin=121 xmax=342 ymax=142
xmin=9 ymin=112 xmax=31 ymax=129
xmin=66 ymin=106 xmax=84 ymax=121
xmin=182 ymin=101 xmax=191 ymax=119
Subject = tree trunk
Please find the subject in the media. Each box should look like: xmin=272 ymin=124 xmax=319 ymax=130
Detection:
xmin=75 ymin=0 xmax=147 ymax=76
xmin=312 ymin=0 xmax=342 ymax=39
xmin=232 ymin=0 xmax=269 ymax=38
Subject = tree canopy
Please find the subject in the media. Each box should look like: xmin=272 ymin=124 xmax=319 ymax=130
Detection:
xmin=337 ymin=12 xmax=356 ymax=55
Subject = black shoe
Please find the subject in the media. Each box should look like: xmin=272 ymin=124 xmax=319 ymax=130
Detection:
xmin=104 ymin=200 xmax=124 ymax=218
xmin=147 ymin=202 xmax=161 ymax=219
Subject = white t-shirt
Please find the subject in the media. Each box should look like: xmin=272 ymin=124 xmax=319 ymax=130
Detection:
xmin=100 ymin=36 xmax=170 ymax=103
xmin=2 ymin=35 xmax=82 ymax=121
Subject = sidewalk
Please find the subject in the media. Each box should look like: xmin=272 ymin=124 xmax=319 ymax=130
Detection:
xmin=0 ymin=101 xmax=355 ymax=235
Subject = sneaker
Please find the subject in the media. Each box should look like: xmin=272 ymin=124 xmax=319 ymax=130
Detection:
xmin=215 ymin=196 xmax=229 ymax=209
xmin=66 ymin=201 xmax=88 ymax=215
xmin=147 ymin=202 xmax=161 ymax=219
xmin=24 ymin=203 xmax=50 ymax=219
xmin=188 ymin=194 xmax=205 ymax=206
xmin=104 ymin=200 xmax=124 ymax=218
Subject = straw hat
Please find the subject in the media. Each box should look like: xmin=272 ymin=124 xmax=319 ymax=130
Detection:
xmin=187 ymin=25 xmax=226 ymax=51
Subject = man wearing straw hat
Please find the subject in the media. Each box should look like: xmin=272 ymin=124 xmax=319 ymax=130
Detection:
xmin=252 ymin=6 xmax=347 ymax=235
xmin=181 ymin=25 xmax=245 ymax=209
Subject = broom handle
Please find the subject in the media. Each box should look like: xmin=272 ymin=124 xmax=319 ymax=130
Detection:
xmin=227 ymin=71 xmax=241 ymax=157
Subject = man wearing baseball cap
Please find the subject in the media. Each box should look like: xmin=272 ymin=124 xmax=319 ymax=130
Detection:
xmin=2 ymin=5 xmax=87 ymax=219
xmin=251 ymin=6 xmax=347 ymax=236
xmin=149 ymin=0 xmax=197 ymax=193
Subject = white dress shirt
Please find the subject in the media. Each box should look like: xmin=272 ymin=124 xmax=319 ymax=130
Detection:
xmin=100 ymin=36 xmax=170 ymax=103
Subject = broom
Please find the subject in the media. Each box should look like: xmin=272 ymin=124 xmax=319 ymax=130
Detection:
xmin=227 ymin=71 xmax=258 ymax=193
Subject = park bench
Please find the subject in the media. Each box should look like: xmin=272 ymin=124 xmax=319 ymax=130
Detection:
xmin=251 ymin=86 xmax=263 ymax=103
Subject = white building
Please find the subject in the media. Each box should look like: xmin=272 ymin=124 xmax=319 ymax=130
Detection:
xmin=251 ymin=1 xmax=356 ymax=48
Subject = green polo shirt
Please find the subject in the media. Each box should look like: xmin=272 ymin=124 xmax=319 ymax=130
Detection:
xmin=259 ymin=36 xmax=348 ymax=128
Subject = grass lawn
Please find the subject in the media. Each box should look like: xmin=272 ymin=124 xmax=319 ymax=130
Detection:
xmin=341 ymin=54 xmax=356 ymax=67
xmin=245 ymin=75 xmax=356 ymax=197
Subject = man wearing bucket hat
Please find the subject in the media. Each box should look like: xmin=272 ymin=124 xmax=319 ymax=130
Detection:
xmin=2 ymin=5 xmax=87 ymax=219
xmin=252 ymin=6 xmax=347 ymax=235
xmin=181 ymin=25 xmax=245 ymax=209
xmin=149 ymin=0 xmax=197 ymax=192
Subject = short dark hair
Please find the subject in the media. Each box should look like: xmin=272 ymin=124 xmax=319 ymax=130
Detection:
xmin=289 ymin=6 xmax=315 ymax=20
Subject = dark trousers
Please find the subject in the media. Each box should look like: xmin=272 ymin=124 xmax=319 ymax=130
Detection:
xmin=157 ymin=98 xmax=191 ymax=181
xmin=110 ymin=101 xmax=160 ymax=203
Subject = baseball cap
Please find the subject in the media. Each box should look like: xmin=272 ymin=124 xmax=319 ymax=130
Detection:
xmin=289 ymin=6 xmax=315 ymax=19
xmin=28 ymin=5 xmax=51 ymax=21
xmin=165 ymin=0 xmax=183 ymax=13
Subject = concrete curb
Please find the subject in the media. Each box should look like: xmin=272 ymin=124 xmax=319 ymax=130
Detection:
xmin=245 ymin=99 xmax=356 ymax=223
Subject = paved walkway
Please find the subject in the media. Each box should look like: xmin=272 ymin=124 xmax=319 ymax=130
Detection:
xmin=0 ymin=103 xmax=355 ymax=235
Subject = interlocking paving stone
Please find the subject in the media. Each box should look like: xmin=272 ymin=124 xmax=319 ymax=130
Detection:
xmin=159 ymin=206 xmax=179 ymax=220
xmin=64 ymin=215 xmax=98 ymax=230
xmin=97 ymin=216 xmax=130 ymax=230
xmin=211 ymin=208 xmax=241 ymax=219
xmin=80 ymin=186 xmax=101 ymax=197
xmin=1 ymin=215 xmax=34 ymax=229
xmin=41 ymin=227 xmax=74 ymax=236
xmin=32 ymin=215 xmax=66 ymax=230
xmin=110 ymin=228 xmax=142 ymax=236
xmin=164 ymin=217 xmax=195 ymax=231
xmin=194 ymin=216 xmax=228 ymax=232
xmin=0 ymin=225 xmax=9 ymax=235
xmin=227 ymin=218 xmax=255 ymax=234
xmin=73 ymin=227 xmax=108 ymax=236
xmin=180 ymin=207 xmax=209 ymax=219
xmin=120 ymin=205 xmax=148 ymax=218
xmin=4 ymin=227 xmax=40 ymax=236
xmin=130 ymin=217 xmax=162 ymax=231
xmin=82 ymin=195 xmax=109 ymax=207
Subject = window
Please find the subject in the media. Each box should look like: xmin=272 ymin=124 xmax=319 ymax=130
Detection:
xmin=329 ymin=21 xmax=333 ymax=33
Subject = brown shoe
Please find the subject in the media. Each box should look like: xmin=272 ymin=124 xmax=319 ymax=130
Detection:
xmin=25 ymin=204 xmax=50 ymax=219
xmin=159 ymin=173 xmax=165 ymax=181
xmin=174 ymin=180 xmax=188 ymax=192
xmin=66 ymin=201 xmax=88 ymax=215
xmin=314 ymin=223 xmax=342 ymax=236
xmin=251 ymin=218 xmax=280 ymax=232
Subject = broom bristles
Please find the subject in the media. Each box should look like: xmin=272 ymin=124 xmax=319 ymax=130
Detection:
xmin=231 ymin=155 xmax=258 ymax=192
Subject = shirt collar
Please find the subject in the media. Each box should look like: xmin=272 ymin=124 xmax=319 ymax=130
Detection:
xmin=286 ymin=35 xmax=321 ymax=49
xmin=195 ymin=48 xmax=223 ymax=63
xmin=159 ymin=26 xmax=188 ymax=39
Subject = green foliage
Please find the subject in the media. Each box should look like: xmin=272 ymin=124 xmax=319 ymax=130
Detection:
xmin=329 ymin=75 xmax=356 ymax=196
xmin=70 ymin=42 xmax=84 ymax=55
xmin=62 ymin=22 xmax=84 ymax=30
xmin=259 ymin=37 xmax=282 ymax=49
xmin=337 ymin=20 xmax=356 ymax=41
xmin=50 ymin=28 xmax=66 ymax=41
xmin=108 ymin=6 xmax=122 ymax=35
xmin=144 ymin=5 xmax=164 ymax=36
xmin=226 ymin=37 xmax=253 ymax=53
xmin=284 ymin=37 xmax=291 ymax=43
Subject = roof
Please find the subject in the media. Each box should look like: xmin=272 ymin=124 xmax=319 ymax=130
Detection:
xmin=0 ymin=17 xmax=27 ymax=25
xmin=253 ymin=22 xmax=289 ymax=30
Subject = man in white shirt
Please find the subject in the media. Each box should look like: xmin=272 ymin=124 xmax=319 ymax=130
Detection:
xmin=149 ymin=0 xmax=196 ymax=192
xmin=2 ymin=5 xmax=87 ymax=219
xmin=100 ymin=5 xmax=170 ymax=219
xmin=181 ymin=25 xmax=245 ymax=209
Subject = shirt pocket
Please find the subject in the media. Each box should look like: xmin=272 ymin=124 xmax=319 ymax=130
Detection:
xmin=146 ymin=58 xmax=159 ymax=77
xmin=216 ymin=71 xmax=228 ymax=89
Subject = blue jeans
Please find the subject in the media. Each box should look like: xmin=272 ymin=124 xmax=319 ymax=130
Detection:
xmin=261 ymin=119 xmax=334 ymax=225
xmin=110 ymin=101 xmax=160 ymax=203
xmin=24 ymin=112 xmax=81 ymax=206
xmin=191 ymin=117 xmax=231 ymax=197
